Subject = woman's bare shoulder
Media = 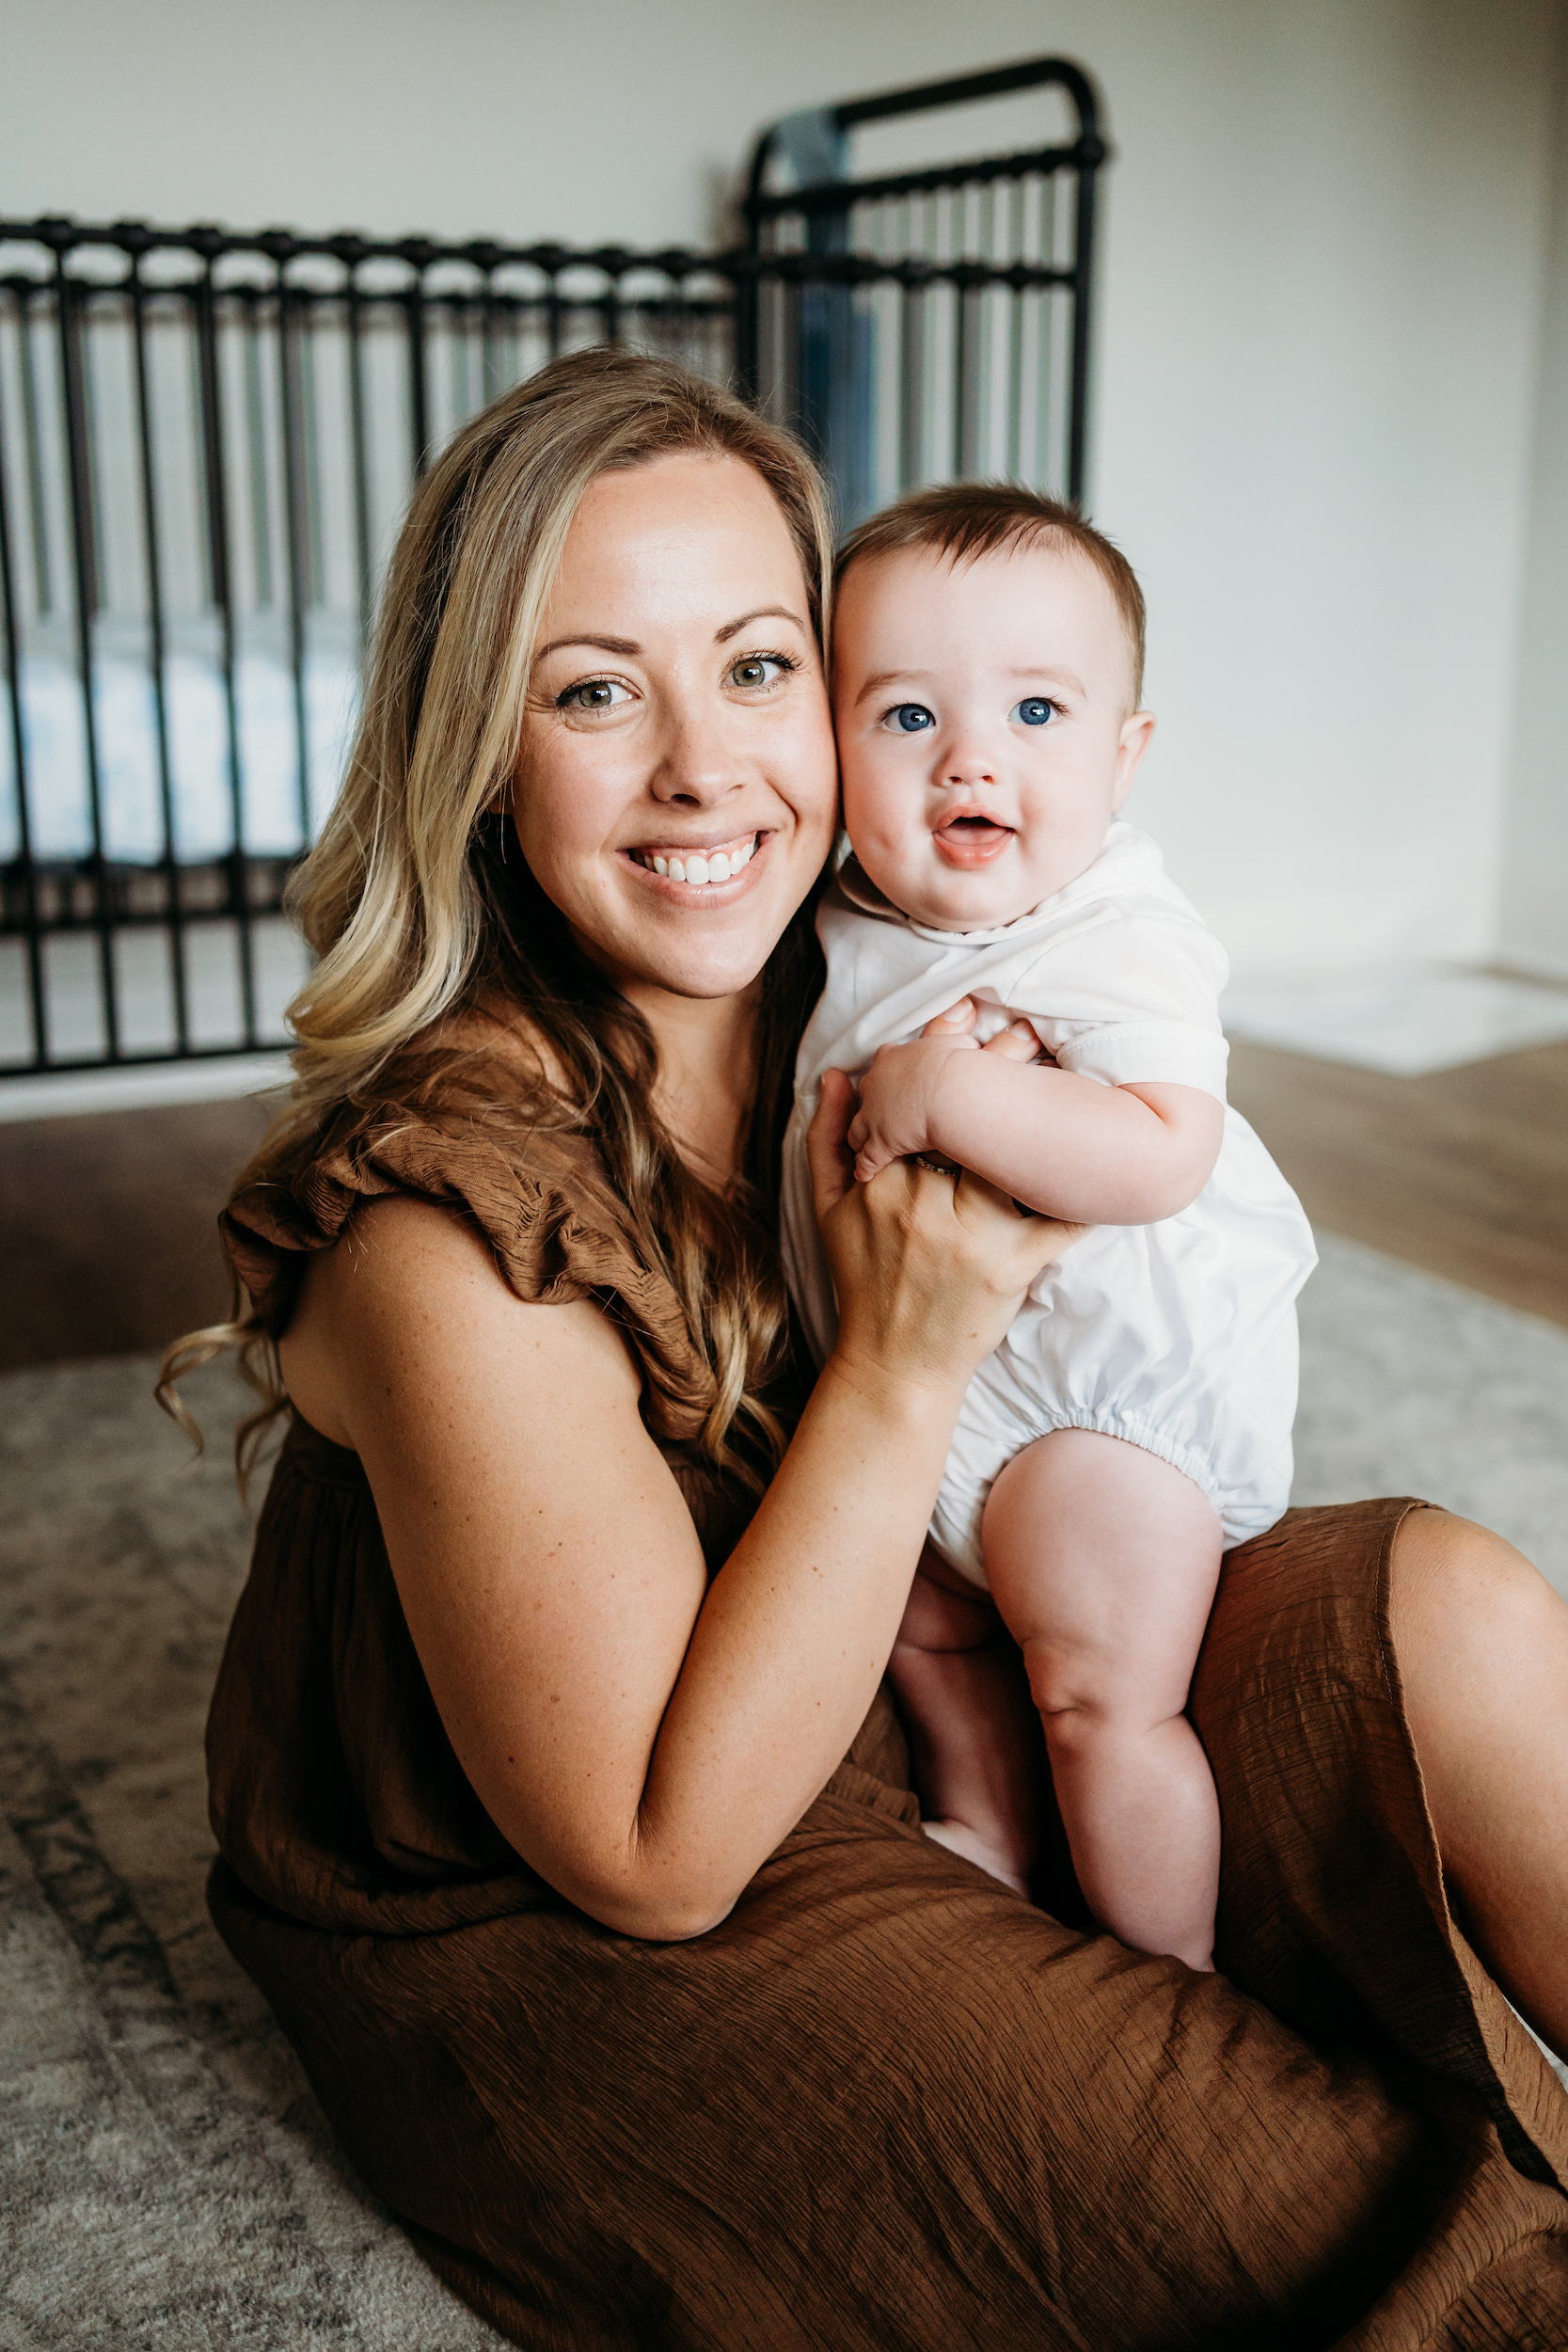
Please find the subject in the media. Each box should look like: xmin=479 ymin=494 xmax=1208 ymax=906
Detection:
xmin=279 ymin=1191 xmax=639 ymax=1449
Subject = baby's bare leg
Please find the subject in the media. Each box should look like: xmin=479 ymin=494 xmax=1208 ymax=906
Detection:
xmin=889 ymin=1555 xmax=1046 ymax=1898
xmin=984 ymin=1429 xmax=1224 ymax=1970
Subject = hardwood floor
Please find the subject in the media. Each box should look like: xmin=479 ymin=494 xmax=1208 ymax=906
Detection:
xmin=0 ymin=1095 xmax=274 ymax=1371
xmin=1 ymin=1036 xmax=1563 ymax=1370
xmin=1227 ymin=1036 xmax=1568 ymax=1330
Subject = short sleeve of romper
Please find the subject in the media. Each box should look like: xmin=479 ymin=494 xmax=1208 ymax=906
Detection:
xmin=1011 ymin=892 xmax=1232 ymax=1100
xmin=204 ymin=1063 xmax=1568 ymax=2349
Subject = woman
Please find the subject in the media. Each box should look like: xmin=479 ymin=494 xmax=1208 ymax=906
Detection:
xmin=168 ymin=346 xmax=1568 ymax=2346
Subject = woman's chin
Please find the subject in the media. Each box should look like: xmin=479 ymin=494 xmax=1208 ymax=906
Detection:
xmin=583 ymin=907 xmax=776 ymax=1005
xmin=594 ymin=852 xmax=823 ymax=999
xmin=637 ymin=933 xmax=779 ymax=1003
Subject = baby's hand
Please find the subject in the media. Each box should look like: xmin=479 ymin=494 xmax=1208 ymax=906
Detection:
xmin=847 ymin=1000 xmax=1042 ymax=1184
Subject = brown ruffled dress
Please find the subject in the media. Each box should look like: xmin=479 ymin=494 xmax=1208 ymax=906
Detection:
xmin=208 ymin=1086 xmax=1568 ymax=2349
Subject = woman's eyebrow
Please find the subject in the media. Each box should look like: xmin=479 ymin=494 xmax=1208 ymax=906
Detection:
xmin=533 ymin=633 xmax=641 ymax=660
xmin=534 ymin=609 xmax=806 ymax=661
xmin=715 ymin=605 xmax=807 ymax=644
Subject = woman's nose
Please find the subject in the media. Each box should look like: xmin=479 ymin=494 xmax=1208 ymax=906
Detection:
xmin=649 ymin=704 xmax=742 ymax=804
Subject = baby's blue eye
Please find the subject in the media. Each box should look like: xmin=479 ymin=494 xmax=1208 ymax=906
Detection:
xmin=887 ymin=703 xmax=935 ymax=733
xmin=1011 ymin=697 xmax=1055 ymax=727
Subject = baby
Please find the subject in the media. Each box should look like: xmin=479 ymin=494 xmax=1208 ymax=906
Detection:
xmin=780 ymin=485 xmax=1316 ymax=1971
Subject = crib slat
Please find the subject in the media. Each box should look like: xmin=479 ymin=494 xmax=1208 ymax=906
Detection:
xmin=190 ymin=255 xmax=259 ymax=1051
xmin=53 ymin=250 xmax=117 ymax=1060
xmin=0 ymin=331 xmax=48 ymax=1067
xmin=127 ymin=245 xmax=190 ymax=1057
xmin=276 ymin=274 xmax=313 ymax=866
xmin=405 ymin=263 xmax=430 ymax=478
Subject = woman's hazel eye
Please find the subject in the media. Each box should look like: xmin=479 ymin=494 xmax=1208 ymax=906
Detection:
xmin=729 ymin=655 xmax=788 ymax=689
xmin=562 ymin=678 xmax=630 ymax=712
xmin=889 ymin=704 xmax=935 ymax=734
xmin=1011 ymin=697 xmax=1054 ymax=727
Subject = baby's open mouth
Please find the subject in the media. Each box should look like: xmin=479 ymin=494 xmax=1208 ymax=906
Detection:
xmin=628 ymin=831 xmax=760 ymax=887
xmin=933 ymin=812 xmax=1014 ymax=868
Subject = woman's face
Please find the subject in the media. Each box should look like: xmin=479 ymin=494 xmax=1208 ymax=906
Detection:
xmin=512 ymin=452 xmax=838 ymax=1006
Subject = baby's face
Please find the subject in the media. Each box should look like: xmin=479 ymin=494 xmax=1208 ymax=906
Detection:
xmin=832 ymin=542 xmax=1154 ymax=930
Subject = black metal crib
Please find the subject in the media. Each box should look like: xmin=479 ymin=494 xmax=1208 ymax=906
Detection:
xmin=0 ymin=54 xmax=1104 ymax=1080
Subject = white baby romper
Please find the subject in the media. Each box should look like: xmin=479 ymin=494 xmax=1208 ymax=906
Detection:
xmin=779 ymin=819 xmax=1318 ymax=1585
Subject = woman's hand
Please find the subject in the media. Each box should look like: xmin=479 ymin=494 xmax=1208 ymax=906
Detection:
xmin=811 ymin=1053 xmax=1084 ymax=1406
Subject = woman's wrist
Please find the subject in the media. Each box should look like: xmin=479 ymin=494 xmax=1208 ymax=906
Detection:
xmin=815 ymin=1341 xmax=969 ymax=1433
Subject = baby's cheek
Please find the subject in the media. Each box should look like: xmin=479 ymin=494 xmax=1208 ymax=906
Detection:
xmin=848 ymin=817 xmax=926 ymax=911
xmin=840 ymin=755 xmax=910 ymax=848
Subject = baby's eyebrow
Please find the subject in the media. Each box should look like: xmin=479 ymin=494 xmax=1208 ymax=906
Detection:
xmin=851 ymin=668 xmax=933 ymax=706
xmin=849 ymin=662 xmax=1089 ymax=706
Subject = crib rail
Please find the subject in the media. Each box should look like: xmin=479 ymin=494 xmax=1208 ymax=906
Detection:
xmin=739 ymin=56 xmax=1101 ymax=523
xmin=0 ymin=55 xmax=1103 ymax=1079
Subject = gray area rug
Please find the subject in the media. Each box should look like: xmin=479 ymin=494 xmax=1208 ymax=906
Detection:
xmin=3 ymin=1231 xmax=1567 ymax=2345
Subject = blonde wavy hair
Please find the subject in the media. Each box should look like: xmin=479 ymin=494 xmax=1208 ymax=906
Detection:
xmin=159 ymin=345 xmax=834 ymax=1491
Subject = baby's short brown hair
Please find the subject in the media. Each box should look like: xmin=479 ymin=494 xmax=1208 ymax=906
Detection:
xmin=835 ymin=483 xmax=1147 ymax=707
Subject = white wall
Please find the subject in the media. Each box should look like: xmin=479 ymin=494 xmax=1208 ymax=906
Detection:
xmin=3 ymin=0 xmax=1563 ymax=977
xmin=1498 ymin=4 xmax=1568 ymax=981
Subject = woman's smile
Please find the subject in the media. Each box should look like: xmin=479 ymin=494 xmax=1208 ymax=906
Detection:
xmin=626 ymin=828 xmax=764 ymax=889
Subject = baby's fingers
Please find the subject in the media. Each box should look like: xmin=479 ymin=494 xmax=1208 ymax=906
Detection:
xmin=853 ymin=1145 xmax=897 ymax=1184
xmin=981 ymin=1018 xmax=1043 ymax=1063
xmin=921 ymin=996 xmax=977 ymax=1041
xmin=846 ymin=1105 xmax=895 ymax=1182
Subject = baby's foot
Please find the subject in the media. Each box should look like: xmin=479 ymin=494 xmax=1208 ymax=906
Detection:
xmin=922 ymin=1817 xmax=1030 ymax=1899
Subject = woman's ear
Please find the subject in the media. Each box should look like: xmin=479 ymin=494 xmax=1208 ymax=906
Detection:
xmin=1112 ymin=710 xmax=1156 ymax=810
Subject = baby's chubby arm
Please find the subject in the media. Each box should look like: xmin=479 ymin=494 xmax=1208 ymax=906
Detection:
xmin=847 ymin=998 xmax=1225 ymax=1224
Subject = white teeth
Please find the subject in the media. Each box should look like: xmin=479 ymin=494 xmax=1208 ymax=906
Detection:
xmin=638 ymin=835 xmax=758 ymax=884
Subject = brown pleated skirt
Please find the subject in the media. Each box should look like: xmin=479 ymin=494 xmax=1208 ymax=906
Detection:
xmin=207 ymin=1422 xmax=1568 ymax=2348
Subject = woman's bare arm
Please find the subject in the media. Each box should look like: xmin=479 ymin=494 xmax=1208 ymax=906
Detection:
xmin=280 ymin=1076 xmax=1076 ymax=1942
xmin=1389 ymin=1509 xmax=1568 ymax=2057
